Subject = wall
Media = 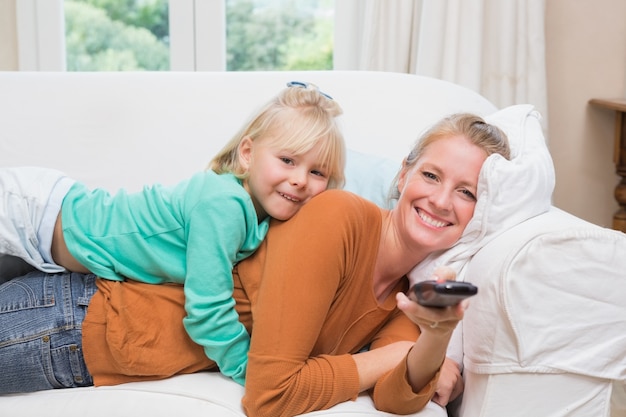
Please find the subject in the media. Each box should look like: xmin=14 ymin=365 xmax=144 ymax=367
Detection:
xmin=546 ymin=0 xmax=626 ymax=228
xmin=0 ymin=0 xmax=625 ymax=228
xmin=0 ymin=0 xmax=17 ymax=70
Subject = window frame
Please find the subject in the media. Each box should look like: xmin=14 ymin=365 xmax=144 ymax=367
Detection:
xmin=15 ymin=0 xmax=225 ymax=71
xmin=16 ymin=0 xmax=66 ymax=70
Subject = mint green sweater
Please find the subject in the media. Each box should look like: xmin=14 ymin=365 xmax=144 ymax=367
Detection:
xmin=61 ymin=171 xmax=269 ymax=385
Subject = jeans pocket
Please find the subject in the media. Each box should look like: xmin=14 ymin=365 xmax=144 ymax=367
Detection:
xmin=0 ymin=270 xmax=54 ymax=313
xmin=45 ymin=331 xmax=93 ymax=389
xmin=0 ymin=271 xmax=95 ymax=393
xmin=0 ymin=332 xmax=92 ymax=393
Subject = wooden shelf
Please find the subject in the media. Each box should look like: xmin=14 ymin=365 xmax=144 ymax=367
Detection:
xmin=589 ymin=98 xmax=626 ymax=113
xmin=589 ymin=98 xmax=626 ymax=232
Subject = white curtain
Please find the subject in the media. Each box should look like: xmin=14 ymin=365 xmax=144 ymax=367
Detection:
xmin=335 ymin=0 xmax=548 ymax=126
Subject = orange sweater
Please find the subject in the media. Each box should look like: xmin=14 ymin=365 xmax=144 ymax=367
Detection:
xmin=82 ymin=190 xmax=438 ymax=417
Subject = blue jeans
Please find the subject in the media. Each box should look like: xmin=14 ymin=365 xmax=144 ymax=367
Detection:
xmin=0 ymin=271 xmax=97 ymax=394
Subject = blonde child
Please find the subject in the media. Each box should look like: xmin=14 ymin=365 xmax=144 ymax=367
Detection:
xmin=0 ymin=81 xmax=345 ymax=386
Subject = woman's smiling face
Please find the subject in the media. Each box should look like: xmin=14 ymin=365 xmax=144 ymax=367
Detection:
xmin=395 ymin=134 xmax=488 ymax=252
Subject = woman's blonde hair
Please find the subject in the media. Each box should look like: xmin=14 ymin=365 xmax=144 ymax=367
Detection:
xmin=389 ymin=113 xmax=511 ymax=201
xmin=209 ymin=82 xmax=346 ymax=189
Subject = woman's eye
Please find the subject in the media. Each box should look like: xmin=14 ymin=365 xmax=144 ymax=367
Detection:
xmin=461 ymin=189 xmax=477 ymax=201
xmin=422 ymin=171 xmax=437 ymax=180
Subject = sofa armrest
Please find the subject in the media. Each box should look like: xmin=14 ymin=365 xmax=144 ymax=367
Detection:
xmin=458 ymin=207 xmax=626 ymax=416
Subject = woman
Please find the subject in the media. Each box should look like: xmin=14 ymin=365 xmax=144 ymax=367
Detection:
xmin=0 ymin=113 xmax=510 ymax=417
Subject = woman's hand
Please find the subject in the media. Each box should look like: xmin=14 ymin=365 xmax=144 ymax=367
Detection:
xmin=395 ymin=266 xmax=468 ymax=395
xmin=432 ymin=357 xmax=464 ymax=407
xmin=397 ymin=266 xmax=466 ymax=334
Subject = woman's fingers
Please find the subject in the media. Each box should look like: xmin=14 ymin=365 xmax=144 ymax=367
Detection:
xmin=396 ymin=292 xmax=465 ymax=333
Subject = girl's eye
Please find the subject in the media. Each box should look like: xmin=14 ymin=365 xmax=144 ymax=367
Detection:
xmin=311 ymin=169 xmax=326 ymax=178
xmin=280 ymin=157 xmax=294 ymax=165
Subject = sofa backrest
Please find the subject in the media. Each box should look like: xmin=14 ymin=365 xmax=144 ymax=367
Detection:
xmin=0 ymin=71 xmax=497 ymax=193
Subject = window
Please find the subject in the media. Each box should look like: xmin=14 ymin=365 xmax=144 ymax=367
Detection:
xmin=64 ymin=0 xmax=170 ymax=71
xmin=225 ymin=0 xmax=333 ymax=71
xmin=59 ymin=0 xmax=333 ymax=71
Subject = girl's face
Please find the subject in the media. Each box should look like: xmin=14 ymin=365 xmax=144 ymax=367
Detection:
xmin=239 ymin=135 xmax=330 ymax=221
xmin=395 ymin=134 xmax=487 ymax=253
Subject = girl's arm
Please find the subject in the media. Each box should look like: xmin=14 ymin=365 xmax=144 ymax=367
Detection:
xmin=182 ymin=185 xmax=265 ymax=386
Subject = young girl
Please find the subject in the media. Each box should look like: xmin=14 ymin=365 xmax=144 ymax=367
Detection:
xmin=0 ymin=81 xmax=345 ymax=386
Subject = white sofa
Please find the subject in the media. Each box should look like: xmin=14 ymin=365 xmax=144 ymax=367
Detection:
xmin=0 ymin=71 xmax=624 ymax=417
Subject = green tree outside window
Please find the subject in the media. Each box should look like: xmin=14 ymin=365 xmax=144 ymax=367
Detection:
xmin=65 ymin=0 xmax=333 ymax=72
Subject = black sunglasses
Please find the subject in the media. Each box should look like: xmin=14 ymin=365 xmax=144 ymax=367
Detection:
xmin=286 ymin=81 xmax=333 ymax=101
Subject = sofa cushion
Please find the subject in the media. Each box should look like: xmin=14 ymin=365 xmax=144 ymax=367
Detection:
xmin=344 ymin=149 xmax=399 ymax=209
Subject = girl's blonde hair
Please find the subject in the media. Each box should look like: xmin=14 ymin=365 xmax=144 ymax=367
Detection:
xmin=209 ymin=83 xmax=346 ymax=189
xmin=389 ymin=113 xmax=511 ymax=201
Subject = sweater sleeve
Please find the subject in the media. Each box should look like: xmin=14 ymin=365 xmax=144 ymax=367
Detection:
xmin=371 ymin=354 xmax=440 ymax=414
xmin=369 ymin=312 xmax=439 ymax=414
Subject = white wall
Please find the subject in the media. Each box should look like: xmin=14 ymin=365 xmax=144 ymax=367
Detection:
xmin=1 ymin=0 xmax=625 ymax=228
xmin=0 ymin=0 xmax=17 ymax=70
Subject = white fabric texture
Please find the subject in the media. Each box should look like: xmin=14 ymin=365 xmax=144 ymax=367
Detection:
xmin=408 ymin=104 xmax=555 ymax=284
xmin=0 ymin=167 xmax=74 ymax=273
xmin=457 ymin=206 xmax=626 ymax=417
xmin=334 ymin=0 xmax=548 ymax=128
xmin=462 ymin=207 xmax=626 ymax=380
xmin=459 ymin=372 xmax=618 ymax=417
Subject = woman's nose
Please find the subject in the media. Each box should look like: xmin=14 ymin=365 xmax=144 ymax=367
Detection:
xmin=430 ymin=188 xmax=452 ymax=211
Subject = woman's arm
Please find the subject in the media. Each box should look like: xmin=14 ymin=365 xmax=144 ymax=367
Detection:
xmin=362 ymin=286 xmax=465 ymax=414
xmin=396 ymin=290 xmax=465 ymax=391
xmin=351 ymin=340 xmax=413 ymax=391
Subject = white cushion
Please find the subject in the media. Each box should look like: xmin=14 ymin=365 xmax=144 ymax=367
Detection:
xmin=0 ymin=373 xmax=447 ymax=417
xmin=344 ymin=149 xmax=399 ymax=208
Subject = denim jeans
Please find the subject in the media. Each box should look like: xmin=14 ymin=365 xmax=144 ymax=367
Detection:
xmin=0 ymin=271 xmax=97 ymax=394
